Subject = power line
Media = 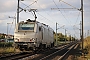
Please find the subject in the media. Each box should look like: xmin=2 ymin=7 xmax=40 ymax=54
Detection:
xmin=37 ymin=12 xmax=55 ymax=24
xmin=74 ymin=12 xmax=80 ymax=25
xmin=59 ymin=0 xmax=80 ymax=11
xmin=58 ymin=2 xmax=73 ymax=26
xmin=51 ymin=0 xmax=79 ymax=26
xmin=19 ymin=0 xmax=80 ymax=39
xmin=73 ymin=27 xmax=80 ymax=38
xmin=20 ymin=0 xmax=70 ymax=29
xmin=52 ymin=0 xmax=73 ymax=29
xmin=52 ymin=0 xmax=69 ymax=23
xmin=21 ymin=1 xmax=64 ymax=33
xmin=18 ymin=0 xmax=39 ymax=14
xmin=19 ymin=1 xmax=37 ymax=13
xmin=35 ymin=1 xmax=55 ymax=24
xmin=59 ymin=0 xmax=81 ymax=38
xmin=20 ymin=0 xmax=38 ymax=9
xmin=20 ymin=0 xmax=55 ymax=25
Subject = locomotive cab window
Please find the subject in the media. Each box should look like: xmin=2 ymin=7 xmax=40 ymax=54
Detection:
xmin=18 ymin=23 xmax=35 ymax=30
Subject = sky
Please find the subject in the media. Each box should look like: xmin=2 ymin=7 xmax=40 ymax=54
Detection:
xmin=0 ymin=0 xmax=90 ymax=39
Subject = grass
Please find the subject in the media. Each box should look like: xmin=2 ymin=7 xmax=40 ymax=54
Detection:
xmin=0 ymin=42 xmax=15 ymax=54
xmin=0 ymin=47 xmax=15 ymax=54
xmin=86 ymin=44 xmax=90 ymax=59
xmin=69 ymin=36 xmax=90 ymax=60
xmin=83 ymin=36 xmax=90 ymax=59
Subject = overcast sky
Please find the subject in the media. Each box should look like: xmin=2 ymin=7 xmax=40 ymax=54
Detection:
xmin=0 ymin=0 xmax=90 ymax=39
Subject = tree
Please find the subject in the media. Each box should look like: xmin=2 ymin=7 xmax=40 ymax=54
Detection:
xmin=0 ymin=33 xmax=5 ymax=39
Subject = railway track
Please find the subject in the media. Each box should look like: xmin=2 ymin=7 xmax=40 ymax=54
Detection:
xmin=57 ymin=44 xmax=78 ymax=60
xmin=39 ymin=42 xmax=78 ymax=60
xmin=0 ymin=52 xmax=35 ymax=60
xmin=0 ymin=41 xmax=79 ymax=60
xmin=0 ymin=43 xmax=67 ymax=60
xmin=20 ymin=41 xmax=78 ymax=60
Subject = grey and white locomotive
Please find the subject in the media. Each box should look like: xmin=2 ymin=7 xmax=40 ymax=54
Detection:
xmin=14 ymin=19 xmax=54 ymax=51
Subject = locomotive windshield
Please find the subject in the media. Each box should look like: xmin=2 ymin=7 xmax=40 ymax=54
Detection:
xmin=18 ymin=23 xmax=35 ymax=30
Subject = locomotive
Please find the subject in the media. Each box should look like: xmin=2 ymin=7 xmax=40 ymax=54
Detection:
xmin=14 ymin=19 xmax=54 ymax=51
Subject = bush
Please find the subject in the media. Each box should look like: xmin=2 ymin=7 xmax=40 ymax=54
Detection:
xmin=0 ymin=42 xmax=13 ymax=47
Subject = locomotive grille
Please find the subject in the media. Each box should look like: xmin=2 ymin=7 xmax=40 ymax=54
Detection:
xmin=20 ymin=38 xmax=30 ymax=42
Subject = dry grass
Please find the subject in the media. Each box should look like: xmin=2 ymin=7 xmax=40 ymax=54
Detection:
xmin=86 ymin=45 xmax=90 ymax=59
xmin=84 ymin=36 xmax=90 ymax=48
xmin=0 ymin=47 xmax=15 ymax=54
xmin=84 ymin=36 xmax=90 ymax=59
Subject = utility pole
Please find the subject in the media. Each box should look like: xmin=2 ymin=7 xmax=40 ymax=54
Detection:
xmin=80 ymin=21 xmax=82 ymax=40
xmin=9 ymin=16 xmax=16 ymax=26
xmin=51 ymin=0 xmax=84 ymax=49
xmin=87 ymin=30 xmax=89 ymax=37
xmin=17 ymin=0 xmax=19 ymax=23
xmin=7 ymin=23 xmax=8 ymax=39
xmin=56 ymin=23 xmax=65 ymax=46
xmin=17 ymin=0 xmax=24 ymax=23
xmin=56 ymin=22 xmax=58 ymax=46
xmin=65 ymin=29 xmax=67 ymax=43
xmin=81 ymin=0 xmax=84 ymax=50
xmin=7 ymin=23 xmax=13 ymax=39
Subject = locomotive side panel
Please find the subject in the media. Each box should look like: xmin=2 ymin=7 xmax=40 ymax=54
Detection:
xmin=39 ymin=24 xmax=54 ymax=48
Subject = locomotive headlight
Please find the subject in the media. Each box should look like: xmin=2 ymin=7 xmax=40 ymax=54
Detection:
xmin=32 ymin=38 xmax=35 ymax=41
xmin=14 ymin=38 xmax=19 ymax=42
xmin=30 ymin=38 xmax=35 ymax=42
xmin=15 ymin=40 xmax=18 ymax=42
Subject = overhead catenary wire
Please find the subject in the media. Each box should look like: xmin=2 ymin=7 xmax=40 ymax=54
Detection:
xmin=73 ymin=27 xmax=80 ymax=39
xmin=52 ymin=0 xmax=72 ymax=32
xmin=52 ymin=0 xmax=81 ymax=26
xmin=59 ymin=0 xmax=80 ymax=11
xmin=20 ymin=0 xmax=38 ymax=9
xmin=20 ymin=0 xmax=72 ymax=31
xmin=19 ymin=0 xmax=38 ymax=13
xmin=59 ymin=2 xmax=73 ymax=27
xmin=52 ymin=0 xmax=80 ymax=38
xmin=23 ymin=0 xmax=55 ymax=24
xmin=19 ymin=0 xmax=80 ymax=38
xmin=70 ymin=11 xmax=81 ymax=38
xmin=59 ymin=0 xmax=81 ymax=25
xmin=35 ymin=1 xmax=55 ymax=24
xmin=52 ymin=0 xmax=70 ymax=27
xmin=37 ymin=12 xmax=55 ymax=24
xmin=20 ymin=0 xmax=55 ymax=25
xmin=8 ymin=21 xmax=14 ymax=35
xmin=74 ymin=12 xmax=80 ymax=25
xmin=25 ymin=10 xmax=52 ymax=23
xmin=7 ymin=14 xmax=16 ymax=35
xmin=72 ymin=12 xmax=81 ymax=38
xmin=19 ymin=0 xmax=38 ymax=19
xmin=59 ymin=0 xmax=81 ymax=38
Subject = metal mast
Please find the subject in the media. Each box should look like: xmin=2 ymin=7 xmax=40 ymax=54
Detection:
xmin=56 ymin=22 xmax=58 ymax=46
xmin=17 ymin=0 xmax=19 ymax=23
xmin=81 ymin=0 xmax=84 ymax=50
xmin=65 ymin=29 xmax=67 ymax=43
xmin=80 ymin=21 xmax=82 ymax=40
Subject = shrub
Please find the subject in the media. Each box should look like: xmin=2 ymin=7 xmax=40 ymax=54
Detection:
xmin=0 ymin=42 xmax=13 ymax=47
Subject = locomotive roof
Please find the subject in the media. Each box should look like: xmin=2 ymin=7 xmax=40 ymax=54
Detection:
xmin=19 ymin=19 xmax=48 ymax=26
xmin=19 ymin=19 xmax=54 ymax=31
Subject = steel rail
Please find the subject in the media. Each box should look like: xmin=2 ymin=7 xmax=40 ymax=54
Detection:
xmin=39 ymin=41 xmax=77 ymax=60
